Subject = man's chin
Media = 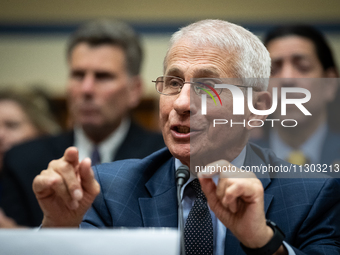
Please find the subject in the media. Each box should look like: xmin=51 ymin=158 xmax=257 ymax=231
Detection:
xmin=80 ymin=122 xmax=103 ymax=132
xmin=168 ymin=145 xmax=190 ymax=162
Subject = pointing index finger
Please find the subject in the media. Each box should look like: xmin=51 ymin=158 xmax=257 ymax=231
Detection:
xmin=63 ymin=147 xmax=79 ymax=167
xmin=199 ymin=177 xmax=220 ymax=210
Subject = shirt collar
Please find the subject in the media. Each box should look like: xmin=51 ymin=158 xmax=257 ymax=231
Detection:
xmin=175 ymin=145 xmax=247 ymax=186
xmin=74 ymin=118 xmax=130 ymax=163
xmin=270 ymin=123 xmax=327 ymax=164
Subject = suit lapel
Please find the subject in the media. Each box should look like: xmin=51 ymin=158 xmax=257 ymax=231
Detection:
xmin=244 ymin=144 xmax=273 ymax=212
xmin=114 ymin=121 xmax=137 ymax=160
xmin=320 ymin=128 xmax=340 ymax=166
xmin=225 ymin=144 xmax=274 ymax=255
xmin=139 ymin=157 xmax=178 ymax=228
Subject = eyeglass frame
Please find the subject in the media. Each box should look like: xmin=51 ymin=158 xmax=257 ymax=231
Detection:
xmin=152 ymin=76 xmax=261 ymax=96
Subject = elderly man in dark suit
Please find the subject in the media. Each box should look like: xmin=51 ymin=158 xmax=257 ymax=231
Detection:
xmin=0 ymin=20 xmax=164 ymax=227
xmin=33 ymin=20 xmax=340 ymax=255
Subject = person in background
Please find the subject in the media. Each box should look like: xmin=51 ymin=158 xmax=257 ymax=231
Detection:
xmin=0 ymin=88 xmax=61 ymax=227
xmin=252 ymin=24 xmax=340 ymax=166
xmin=1 ymin=19 xmax=164 ymax=227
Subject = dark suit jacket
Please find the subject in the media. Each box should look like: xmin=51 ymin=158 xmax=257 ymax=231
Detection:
xmin=252 ymin=128 xmax=340 ymax=166
xmin=82 ymin=144 xmax=340 ymax=254
xmin=0 ymin=122 xmax=165 ymax=227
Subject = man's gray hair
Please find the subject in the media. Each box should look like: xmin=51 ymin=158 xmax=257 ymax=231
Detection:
xmin=164 ymin=19 xmax=271 ymax=90
xmin=67 ymin=19 xmax=143 ymax=76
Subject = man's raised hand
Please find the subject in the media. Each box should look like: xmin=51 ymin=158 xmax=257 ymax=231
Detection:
xmin=33 ymin=147 xmax=100 ymax=227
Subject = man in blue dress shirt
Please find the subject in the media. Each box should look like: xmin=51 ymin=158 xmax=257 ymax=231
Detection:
xmin=32 ymin=20 xmax=340 ymax=255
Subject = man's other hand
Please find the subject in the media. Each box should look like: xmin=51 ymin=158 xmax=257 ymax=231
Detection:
xmin=199 ymin=160 xmax=286 ymax=254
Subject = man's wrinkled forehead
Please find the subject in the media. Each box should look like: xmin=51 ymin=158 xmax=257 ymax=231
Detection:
xmin=164 ymin=43 xmax=237 ymax=78
xmin=165 ymin=66 xmax=222 ymax=78
xmin=163 ymin=38 xmax=225 ymax=73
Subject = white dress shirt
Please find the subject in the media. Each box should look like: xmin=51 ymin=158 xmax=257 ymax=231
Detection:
xmin=74 ymin=118 xmax=130 ymax=163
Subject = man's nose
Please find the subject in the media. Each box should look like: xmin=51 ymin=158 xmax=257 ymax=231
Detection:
xmin=279 ymin=63 xmax=297 ymax=79
xmin=81 ymin=74 xmax=95 ymax=93
xmin=278 ymin=64 xmax=298 ymax=87
xmin=173 ymin=84 xmax=192 ymax=115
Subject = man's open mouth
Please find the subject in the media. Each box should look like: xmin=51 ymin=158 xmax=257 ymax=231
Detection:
xmin=173 ymin=126 xmax=190 ymax=134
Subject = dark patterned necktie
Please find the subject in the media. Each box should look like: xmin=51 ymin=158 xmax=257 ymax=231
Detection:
xmin=90 ymin=146 xmax=101 ymax=166
xmin=184 ymin=179 xmax=213 ymax=255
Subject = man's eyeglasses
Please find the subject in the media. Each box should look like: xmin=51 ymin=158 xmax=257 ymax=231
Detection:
xmin=152 ymin=76 xmax=258 ymax=96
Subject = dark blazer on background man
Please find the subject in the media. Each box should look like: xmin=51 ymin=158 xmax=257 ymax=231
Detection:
xmin=1 ymin=122 xmax=165 ymax=227
xmin=82 ymin=144 xmax=340 ymax=255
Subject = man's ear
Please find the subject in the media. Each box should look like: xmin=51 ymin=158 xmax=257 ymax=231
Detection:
xmin=325 ymin=67 xmax=339 ymax=78
xmin=246 ymin=91 xmax=272 ymax=131
xmin=324 ymin=68 xmax=339 ymax=103
xmin=128 ymin=75 xmax=143 ymax=109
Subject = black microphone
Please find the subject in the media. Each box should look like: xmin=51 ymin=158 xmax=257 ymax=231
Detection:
xmin=176 ymin=165 xmax=190 ymax=255
xmin=176 ymin=165 xmax=190 ymax=187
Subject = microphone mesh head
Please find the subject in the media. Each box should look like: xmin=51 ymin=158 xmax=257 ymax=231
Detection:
xmin=176 ymin=165 xmax=190 ymax=184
